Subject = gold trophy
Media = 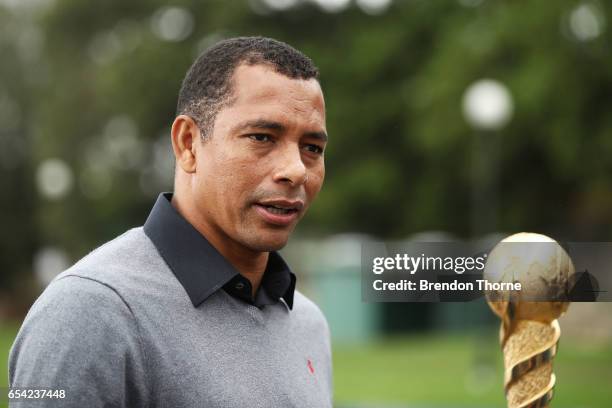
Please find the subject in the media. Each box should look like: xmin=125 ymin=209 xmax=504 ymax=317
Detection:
xmin=483 ymin=233 xmax=575 ymax=408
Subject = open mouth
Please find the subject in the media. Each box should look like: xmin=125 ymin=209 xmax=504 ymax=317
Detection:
xmin=258 ymin=204 xmax=299 ymax=215
xmin=253 ymin=200 xmax=304 ymax=226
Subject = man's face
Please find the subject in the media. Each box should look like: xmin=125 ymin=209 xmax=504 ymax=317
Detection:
xmin=192 ymin=63 xmax=327 ymax=252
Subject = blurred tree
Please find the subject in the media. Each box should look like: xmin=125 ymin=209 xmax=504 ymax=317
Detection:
xmin=0 ymin=6 xmax=39 ymax=299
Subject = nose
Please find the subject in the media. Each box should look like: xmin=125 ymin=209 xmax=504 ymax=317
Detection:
xmin=272 ymin=144 xmax=307 ymax=186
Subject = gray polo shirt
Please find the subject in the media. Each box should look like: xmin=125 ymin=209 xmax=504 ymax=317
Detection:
xmin=9 ymin=194 xmax=333 ymax=407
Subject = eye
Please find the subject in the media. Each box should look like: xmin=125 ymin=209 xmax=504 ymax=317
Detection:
xmin=304 ymin=144 xmax=324 ymax=154
xmin=248 ymin=134 xmax=272 ymax=142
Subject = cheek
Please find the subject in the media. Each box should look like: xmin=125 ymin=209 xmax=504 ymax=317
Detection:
xmin=194 ymin=149 xmax=236 ymax=204
xmin=306 ymin=165 xmax=325 ymax=199
xmin=216 ymin=155 xmax=262 ymax=203
xmin=196 ymin=139 xmax=274 ymax=206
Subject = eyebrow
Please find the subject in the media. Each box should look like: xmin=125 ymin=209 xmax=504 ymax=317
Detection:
xmin=232 ymin=119 xmax=328 ymax=142
xmin=304 ymin=130 xmax=328 ymax=142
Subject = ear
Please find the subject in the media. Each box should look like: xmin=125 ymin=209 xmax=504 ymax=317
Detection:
xmin=171 ymin=115 xmax=200 ymax=174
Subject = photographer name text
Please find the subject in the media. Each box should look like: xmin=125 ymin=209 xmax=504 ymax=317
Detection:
xmin=372 ymin=279 xmax=522 ymax=292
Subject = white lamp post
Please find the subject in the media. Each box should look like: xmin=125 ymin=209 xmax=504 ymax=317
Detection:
xmin=461 ymin=79 xmax=514 ymax=237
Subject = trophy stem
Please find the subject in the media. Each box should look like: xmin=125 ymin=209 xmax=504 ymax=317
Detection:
xmin=501 ymin=319 xmax=560 ymax=408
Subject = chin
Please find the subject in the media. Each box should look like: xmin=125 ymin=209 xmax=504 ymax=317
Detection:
xmin=249 ymin=238 xmax=289 ymax=252
xmin=243 ymin=231 xmax=291 ymax=252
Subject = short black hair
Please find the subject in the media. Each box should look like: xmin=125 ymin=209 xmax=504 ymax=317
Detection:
xmin=176 ymin=36 xmax=319 ymax=139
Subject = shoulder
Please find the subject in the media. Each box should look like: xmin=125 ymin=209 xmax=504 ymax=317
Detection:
xmin=14 ymin=227 xmax=170 ymax=340
xmin=292 ymin=289 xmax=324 ymax=314
xmin=291 ymin=289 xmax=331 ymax=333
xmin=58 ymin=227 xmax=158 ymax=279
xmin=52 ymin=227 xmax=172 ymax=297
xmin=9 ymin=270 xmax=149 ymax=404
xmin=17 ymin=272 xmax=138 ymax=336
xmin=9 ymin=273 xmax=144 ymax=379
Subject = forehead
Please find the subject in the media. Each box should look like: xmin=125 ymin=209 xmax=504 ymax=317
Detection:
xmin=223 ymin=64 xmax=326 ymax=127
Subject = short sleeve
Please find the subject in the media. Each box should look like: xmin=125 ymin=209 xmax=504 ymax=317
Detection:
xmin=8 ymin=275 xmax=149 ymax=407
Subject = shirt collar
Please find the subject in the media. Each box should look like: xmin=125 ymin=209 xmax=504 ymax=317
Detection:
xmin=143 ymin=193 xmax=295 ymax=309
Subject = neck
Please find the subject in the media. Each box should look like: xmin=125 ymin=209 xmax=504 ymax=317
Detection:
xmin=171 ymin=192 xmax=268 ymax=297
xmin=218 ymin=243 xmax=268 ymax=297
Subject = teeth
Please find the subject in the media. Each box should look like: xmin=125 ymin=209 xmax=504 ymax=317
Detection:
xmin=265 ymin=205 xmax=293 ymax=215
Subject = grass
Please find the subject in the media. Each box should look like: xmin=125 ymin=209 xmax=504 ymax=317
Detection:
xmin=1 ymin=322 xmax=611 ymax=407
xmin=333 ymin=332 xmax=612 ymax=407
xmin=1 ymin=322 xmax=17 ymax=408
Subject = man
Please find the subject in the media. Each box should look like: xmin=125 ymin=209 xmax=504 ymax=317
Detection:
xmin=9 ymin=37 xmax=332 ymax=407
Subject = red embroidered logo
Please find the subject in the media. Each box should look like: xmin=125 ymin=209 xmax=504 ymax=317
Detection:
xmin=307 ymin=359 xmax=315 ymax=374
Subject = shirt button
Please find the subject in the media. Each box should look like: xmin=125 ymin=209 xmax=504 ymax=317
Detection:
xmin=235 ymin=282 xmax=245 ymax=290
